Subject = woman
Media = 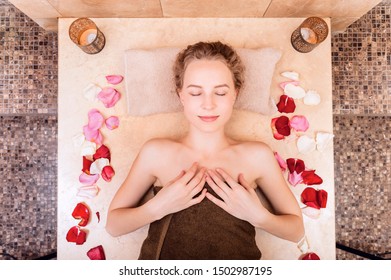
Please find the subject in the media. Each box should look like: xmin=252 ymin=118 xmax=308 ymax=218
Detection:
xmin=106 ymin=41 xmax=304 ymax=259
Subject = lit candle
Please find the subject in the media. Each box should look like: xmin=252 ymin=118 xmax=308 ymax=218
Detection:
xmin=300 ymin=27 xmax=318 ymax=44
xmin=79 ymin=29 xmax=97 ymax=46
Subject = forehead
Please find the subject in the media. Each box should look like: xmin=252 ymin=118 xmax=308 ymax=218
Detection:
xmin=183 ymin=59 xmax=233 ymax=85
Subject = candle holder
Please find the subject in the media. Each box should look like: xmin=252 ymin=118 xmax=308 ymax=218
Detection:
xmin=69 ymin=18 xmax=106 ymax=54
xmin=291 ymin=17 xmax=329 ymax=53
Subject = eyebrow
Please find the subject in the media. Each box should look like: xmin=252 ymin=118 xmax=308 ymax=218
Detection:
xmin=186 ymin=84 xmax=230 ymax=89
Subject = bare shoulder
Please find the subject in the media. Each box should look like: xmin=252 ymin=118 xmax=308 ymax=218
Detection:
xmin=234 ymin=140 xmax=274 ymax=160
xmin=139 ymin=137 xmax=181 ymax=162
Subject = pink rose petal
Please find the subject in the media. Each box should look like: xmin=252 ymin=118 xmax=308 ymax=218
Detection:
xmin=105 ymin=116 xmax=119 ymax=130
xmin=87 ymin=109 xmax=104 ymax=130
xmin=98 ymin=87 xmax=121 ymax=108
xmin=79 ymin=172 xmax=100 ymax=185
xmin=274 ymin=152 xmax=287 ymax=172
xmin=288 ymin=171 xmax=303 ymax=186
xmin=279 ymin=80 xmax=300 ymax=90
xmin=106 ymin=75 xmax=123 ymax=85
xmin=290 ymin=115 xmax=309 ymax=132
xmin=83 ymin=125 xmax=103 ymax=146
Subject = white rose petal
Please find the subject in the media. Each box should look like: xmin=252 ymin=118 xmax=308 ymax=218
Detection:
xmin=297 ymin=135 xmax=316 ymax=154
xmin=316 ymin=132 xmax=334 ymax=152
xmin=80 ymin=140 xmax=97 ymax=157
xmin=304 ymin=90 xmax=321 ymax=105
xmin=89 ymin=158 xmax=110 ymax=175
xmin=284 ymin=83 xmax=306 ymax=99
xmin=281 ymin=71 xmax=300 ymax=81
xmin=302 ymin=206 xmax=321 ymax=219
xmin=84 ymin=83 xmax=102 ymax=102
xmin=72 ymin=133 xmax=85 ymax=148
xmin=77 ymin=185 xmax=100 ymax=199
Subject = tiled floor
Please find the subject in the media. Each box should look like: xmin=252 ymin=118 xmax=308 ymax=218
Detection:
xmin=0 ymin=0 xmax=390 ymax=259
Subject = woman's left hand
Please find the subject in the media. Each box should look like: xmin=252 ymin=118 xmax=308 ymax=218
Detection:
xmin=205 ymin=168 xmax=270 ymax=226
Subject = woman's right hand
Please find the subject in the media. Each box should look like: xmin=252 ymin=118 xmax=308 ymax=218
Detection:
xmin=151 ymin=162 xmax=207 ymax=219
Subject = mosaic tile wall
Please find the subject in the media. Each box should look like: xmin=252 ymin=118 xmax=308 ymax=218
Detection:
xmin=0 ymin=0 xmax=390 ymax=260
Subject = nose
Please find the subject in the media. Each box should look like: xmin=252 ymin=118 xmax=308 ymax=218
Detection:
xmin=201 ymin=94 xmax=216 ymax=110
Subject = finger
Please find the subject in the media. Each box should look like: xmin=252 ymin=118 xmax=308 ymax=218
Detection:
xmin=205 ymin=172 xmax=229 ymax=201
xmin=187 ymin=167 xmax=206 ymax=189
xmin=238 ymin=173 xmax=252 ymax=191
xmin=189 ymin=188 xmax=207 ymax=206
xmin=166 ymin=170 xmax=185 ymax=186
xmin=215 ymin=168 xmax=239 ymax=190
xmin=207 ymin=169 xmax=231 ymax=194
xmin=205 ymin=192 xmax=228 ymax=212
xmin=190 ymin=173 xmax=206 ymax=198
xmin=179 ymin=162 xmax=199 ymax=184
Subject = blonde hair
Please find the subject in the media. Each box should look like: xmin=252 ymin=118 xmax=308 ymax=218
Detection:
xmin=173 ymin=41 xmax=245 ymax=94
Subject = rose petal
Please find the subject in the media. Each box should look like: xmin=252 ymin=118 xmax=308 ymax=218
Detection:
xmin=284 ymin=83 xmax=306 ymax=99
xmin=304 ymin=90 xmax=321 ymax=105
xmin=66 ymin=226 xmax=87 ymax=245
xmin=297 ymin=135 xmax=316 ymax=154
xmin=302 ymin=206 xmax=321 ymax=219
xmin=288 ymin=171 xmax=303 ymax=186
xmin=300 ymin=252 xmax=320 ymax=260
xmin=84 ymin=83 xmax=101 ymax=102
xmin=87 ymin=109 xmax=104 ymax=130
xmin=316 ymin=132 xmax=334 ymax=152
xmin=279 ymin=80 xmax=300 ymax=90
xmin=276 ymin=94 xmax=296 ymax=113
xmin=72 ymin=133 xmax=85 ymax=148
xmin=81 ymin=140 xmax=97 ymax=157
xmin=83 ymin=125 xmax=103 ymax=146
xmin=77 ymin=185 xmax=100 ymax=199
xmin=105 ymin=116 xmax=119 ymax=130
xmin=96 ymin=212 xmax=100 ymax=223
xmin=275 ymin=116 xmax=291 ymax=136
xmin=301 ymin=187 xmax=327 ymax=209
xmin=79 ymin=172 xmax=100 ymax=185
xmin=93 ymin=144 xmax=111 ymax=162
xmin=97 ymin=87 xmax=121 ymax=108
xmin=281 ymin=71 xmax=299 ymax=81
xmin=82 ymin=156 xmax=93 ymax=174
xmin=271 ymin=118 xmax=286 ymax=140
xmin=290 ymin=115 xmax=309 ymax=132
xmin=101 ymin=165 xmax=115 ymax=182
xmin=90 ymin=158 xmax=110 ymax=175
xmin=106 ymin=75 xmax=123 ymax=85
xmin=72 ymin=202 xmax=90 ymax=227
xmin=87 ymin=245 xmax=106 ymax=260
xmin=274 ymin=152 xmax=287 ymax=171
xmin=286 ymin=158 xmax=305 ymax=174
xmin=302 ymin=170 xmax=323 ymax=185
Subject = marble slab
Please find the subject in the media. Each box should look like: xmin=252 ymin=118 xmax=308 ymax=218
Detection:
xmin=58 ymin=18 xmax=335 ymax=259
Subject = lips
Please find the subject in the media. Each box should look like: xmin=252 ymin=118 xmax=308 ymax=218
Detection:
xmin=198 ymin=115 xmax=219 ymax=122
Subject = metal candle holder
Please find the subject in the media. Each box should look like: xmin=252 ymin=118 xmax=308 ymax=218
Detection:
xmin=69 ymin=18 xmax=106 ymax=54
xmin=291 ymin=17 xmax=329 ymax=53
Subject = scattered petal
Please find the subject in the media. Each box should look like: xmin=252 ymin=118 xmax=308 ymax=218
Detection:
xmin=271 ymin=118 xmax=285 ymax=140
xmin=279 ymin=80 xmax=300 ymax=90
xmin=297 ymin=135 xmax=316 ymax=154
xmin=96 ymin=212 xmax=100 ymax=223
xmin=288 ymin=171 xmax=303 ymax=186
xmin=105 ymin=116 xmax=119 ymax=130
xmin=274 ymin=152 xmax=287 ymax=171
xmin=77 ymin=185 xmax=100 ymax=199
xmin=82 ymin=156 xmax=93 ymax=174
xmin=79 ymin=173 xmax=100 ymax=185
xmin=101 ymin=165 xmax=115 ymax=182
xmin=98 ymin=87 xmax=121 ymax=108
xmin=93 ymin=144 xmax=111 ymax=162
xmin=66 ymin=226 xmax=87 ymax=245
xmin=284 ymin=83 xmax=306 ymax=99
xmin=286 ymin=158 xmax=305 ymax=174
xmin=72 ymin=133 xmax=85 ymax=148
xmin=281 ymin=71 xmax=299 ymax=81
xmin=303 ymin=90 xmax=321 ymax=105
xmin=106 ymin=75 xmax=123 ymax=85
xmin=290 ymin=115 xmax=309 ymax=132
xmin=301 ymin=187 xmax=328 ymax=209
xmin=276 ymin=94 xmax=296 ymax=113
xmin=87 ymin=109 xmax=104 ymax=130
xmin=81 ymin=140 xmax=97 ymax=157
xmin=302 ymin=206 xmax=321 ymax=219
xmin=275 ymin=116 xmax=291 ymax=136
xmin=316 ymin=132 xmax=334 ymax=152
xmin=90 ymin=158 xmax=110 ymax=175
xmin=72 ymin=202 xmax=90 ymax=227
xmin=83 ymin=125 xmax=103 ymax=146
xmin=300 ymin=252 xmax=320 ymax=260
xmin=87 ymin=245 xmax=106 ymax=260
xmin=84 ymin=83 xmax=101 ymax=102
xmin=302 ymin=170 xmax=323 ymax=185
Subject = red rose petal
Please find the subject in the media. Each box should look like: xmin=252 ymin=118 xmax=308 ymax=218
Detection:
xmin=275 ymin=116 xmax=291 ymax=136
xmin=300 ymin=252 xmax=320 ymax=260
xmin=82 ymin=156 xmax=93 ymax=174
xmin=301 ymin=187 xmax=328 ymax=209
xmin=87 ymin=245 xmax=106 ymax=260
xmin=93 ymin=144 xmax=111 ymax=162
xmin=72 ymin=202 xmax=90 ymax=227
xmin=101 ymin=165 xmax=115 ymax=182
xmin=302 ymin=170 xmax=323 ymax=185
xmin=277 ymin=94 xmax=296 ymax=113
xmin=317 ymin=189 xmax=328 ymax=208
xmin=271 ymin=118 xmax=286 ymax=140
xmin=66 ymin=226 xmax=87 ymax=245
xmin=286 ymin=158 xmax=305 ymax=174
xmin=96 ymin=212 xmax=100 ymax=223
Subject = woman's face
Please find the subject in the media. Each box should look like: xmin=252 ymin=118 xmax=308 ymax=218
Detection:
xmin=178 ymin=59 xmax=237 ymax=133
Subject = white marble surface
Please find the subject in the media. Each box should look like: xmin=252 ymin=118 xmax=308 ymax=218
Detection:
xmin=58 ymin=18 xmax=335 ymax=259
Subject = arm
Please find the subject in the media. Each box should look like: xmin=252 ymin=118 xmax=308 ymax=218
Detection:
xmin=206 ymin=144 xmax=304 ymax=243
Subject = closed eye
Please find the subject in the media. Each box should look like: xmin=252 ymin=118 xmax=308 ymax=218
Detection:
xmin=215 ymin=92 xmax=227 ymax=96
